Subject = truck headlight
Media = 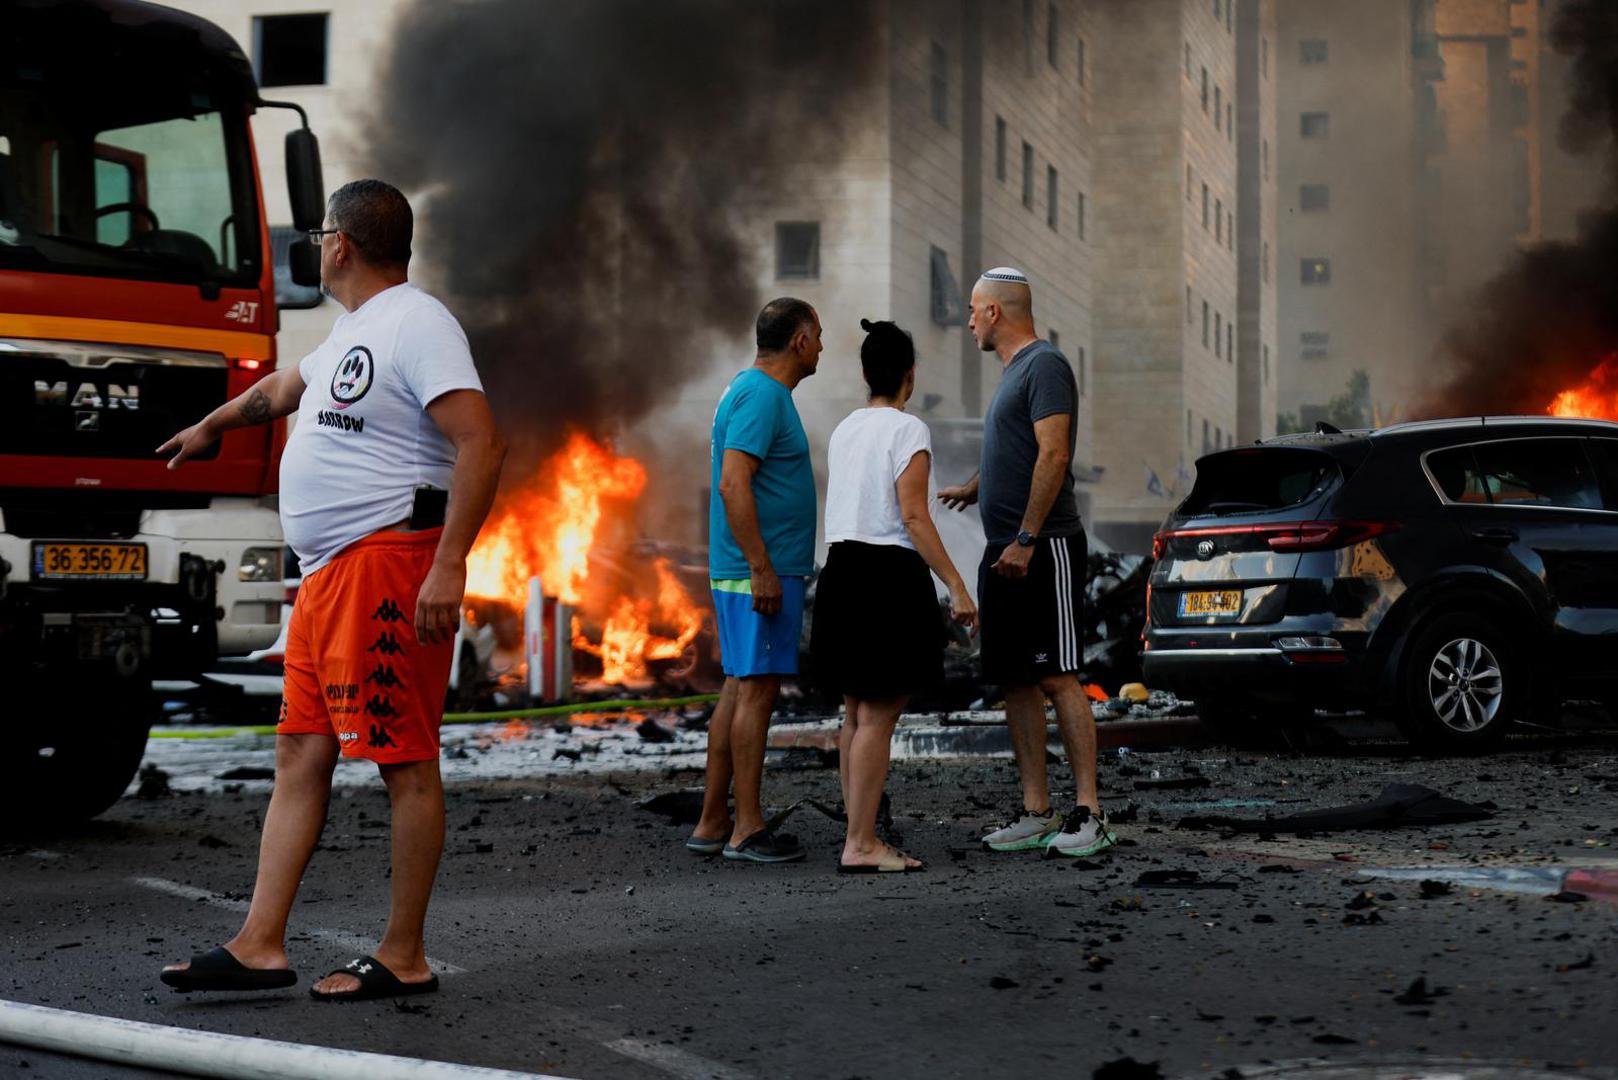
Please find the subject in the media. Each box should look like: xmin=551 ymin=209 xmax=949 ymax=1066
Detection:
xmin=238 ymin=547 xmax=284 ymax=582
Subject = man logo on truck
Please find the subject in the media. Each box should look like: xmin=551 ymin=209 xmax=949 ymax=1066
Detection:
xmin=34 ymin=380 xmax=140 ymax=411
xmin=330 ymin=346 xmax=373 ymax=408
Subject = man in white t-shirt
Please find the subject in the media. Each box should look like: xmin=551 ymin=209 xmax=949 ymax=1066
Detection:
xmin=158 ymin=180 xmax=506 ymax=1002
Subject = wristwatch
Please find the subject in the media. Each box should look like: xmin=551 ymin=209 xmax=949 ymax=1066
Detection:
xmin=1016 ymin=530 xmax=1036 ymax=547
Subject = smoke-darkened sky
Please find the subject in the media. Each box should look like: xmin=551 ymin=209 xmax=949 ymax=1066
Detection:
xmin=364 ymin=0 xmax=875 ymax=474
xmin=1418 ymin=0 xmax=1618 ymax=417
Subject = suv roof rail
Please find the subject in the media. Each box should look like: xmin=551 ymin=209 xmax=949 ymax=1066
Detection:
xmin=1373 ymin=415 xmax=1618 ymax=437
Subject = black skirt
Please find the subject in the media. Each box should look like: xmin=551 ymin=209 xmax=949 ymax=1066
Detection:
xmin=810 ymin=541 xmax=947 ymax=700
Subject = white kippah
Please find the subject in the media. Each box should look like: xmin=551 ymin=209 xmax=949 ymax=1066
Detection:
xmin=981 ymin=266 xmax=1029 ymax=283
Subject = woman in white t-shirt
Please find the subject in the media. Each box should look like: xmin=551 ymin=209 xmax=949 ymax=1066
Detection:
xmin=811 ymin=318 xmax=977 ymax=873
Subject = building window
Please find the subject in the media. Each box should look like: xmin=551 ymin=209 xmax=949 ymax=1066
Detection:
xmin=1078 ymin=346 xmax=1086 ymax=395
xmin=1215 ymin=311 xmax=1222 ymax=357
xmin=1227 ymin=1 xmax=1233 ymax=31
xmin=1201 ymin=183 xmax=1209 ymax=228
xmin=1213 ymin=0 xmax=1222 ymax=21
xmin=1228 ymin=210 xmax=1234 ymax=250
xmin=1263 ymin=344 xmax=1270 ymax=383
xmin=253 ymin=13 xmax=329 ymax=87
xmin=1301 ymin=39 xmax=1329 ymax=64
xmin=1201 ymin=67 xmax=1209 ymax=112
xmin=1049 ymin=328 xmax=1060 ymax=350
xmin=1022 ymin=142 xmax=1035 ymax=208
xmin=1301 ymin=184 xmax=1330 ymax=211
xmin=1048 ymin=3 xmax=1061 ymax=68
xmin=1215 ymin=86 xmax=1223 ymax=130
xmin=1215 ymin=198 xmax=1223 ymax=243
xmin=1227 ymin=321 xmax=1234 ymax=363
xmin=1202 ymin=300 xmax=1210 ymax=348
xmin=1203 ymin=418 xmax=1211 ymax=454
xmin=1187 ymin=409 xmax=1193 ymax=444
xmin=1077 ymin=191 xmax=1087 ymax=240
xmin=775 ymin=222 xmax=820 ymax=280
xmin=1301 ymin=112 xmax=1330 ymax=139
xmin=1186 ymin=285 xmax=1193 ymax=324
xmin=995 ymin=117 xmax=1007 ymax=182
xmin=931 ymin=42 xmax=949 ymax=128
xmin=1301 ymin=330 xmax=1330 ymax=361
xmin=1262 ymin=138 xmax=1270 ymax=180
xmin=1227 ymin=103 xmax=1234 ymax=140
xmin=1186 ymin=164 xmax=1193 ymax=201
xmin=1262 ymin=241 xmax=1270 ymax=283
xmin=1023 ymin=0 xmax=1035 ymax=73
xmin=1261 ymin=37 xmax=1269 ymax=78
xmin=1215 ymin=424 xmax=1223 ymax=449
xmin=1301 ymin=258 xmax=1332 ymax=285
xmin=929 ymin=246 xmax=965 ymax=326
xmin=1077 ymin=37 xmax=1087 ymax=86
xmin=1047 ymin=165 xmax=1059 ymax=230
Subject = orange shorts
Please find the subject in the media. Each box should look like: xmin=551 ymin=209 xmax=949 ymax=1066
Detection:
xmin=277 ymin=527 xmax=453 ymax=764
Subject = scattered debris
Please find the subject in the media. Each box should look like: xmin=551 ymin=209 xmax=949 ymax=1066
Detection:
xmin=1133 ymin=870 xmax=1238 ymax=890
xmin=1132 ymin=775 xmax=1212 ymax=791
xmin=196 ymin=835 xmax=231 ymax=849
xmin=1092 ymin=1057 xmax=1162 ymax=1080
xmin=989 ymin=976 xmax=1020 ymax=989
xmin=1179 ymin=783 xmax=1494 ymax=834
xmin=1311 ymin=1033 xmax=1357 ymax=1046
xmin=1546 ymin=891 xmax=1589 ymax=904
xmin=134 ymin=764 xmax=172 ymax=800
xmin=1556 ymin=953 xmax=1595 ymax=973
xmin=216 ymin=766 xmax=274 ymax=781
xmin=1392 ymin=977 xmax=1448 ymax=1005
xmin=638 ymin=789 xmax=707 ymax=825
xmin=636 ymin=717 xmax=675 ymax=744
xmin=1419 ymin=879 xmax=1455 ymax=899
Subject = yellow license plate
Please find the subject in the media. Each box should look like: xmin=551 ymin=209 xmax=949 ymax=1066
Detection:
xmin=1179 ymin=590 xmax=1242 ymax=618
xmin=33 ymin=542 xmax=148 ymax=581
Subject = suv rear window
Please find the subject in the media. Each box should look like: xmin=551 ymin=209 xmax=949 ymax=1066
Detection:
xmin=1428 ymin=438 xmax=1602 ymax=510
xmin=1180 ymin=448 xmax=1338 ymax=516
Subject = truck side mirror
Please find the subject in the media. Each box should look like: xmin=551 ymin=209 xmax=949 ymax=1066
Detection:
xmin=288 ymin=236 xmax=321 ymax=288
xmin=285 ymin=128 xmax=325 ymax=232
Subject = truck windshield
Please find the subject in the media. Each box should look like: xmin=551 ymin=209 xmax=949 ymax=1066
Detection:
xmin=0 ymin=83 xmax=260 ymax=288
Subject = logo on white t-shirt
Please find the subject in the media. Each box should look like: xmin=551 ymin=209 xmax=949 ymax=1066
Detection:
xmin=330 ymin=346 xmax=374 ymax=409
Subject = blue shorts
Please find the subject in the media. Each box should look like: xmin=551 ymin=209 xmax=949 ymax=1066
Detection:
xmin=711 ymin=577 xmax=806 ymax=678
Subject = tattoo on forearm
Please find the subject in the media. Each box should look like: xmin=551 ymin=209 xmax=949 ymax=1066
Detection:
xmin=240 ymin=388 xmax=271 ymax=424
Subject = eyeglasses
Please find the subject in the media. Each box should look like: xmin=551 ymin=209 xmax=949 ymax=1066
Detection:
xmin=305 ymin=228 xmax=340 ymax=246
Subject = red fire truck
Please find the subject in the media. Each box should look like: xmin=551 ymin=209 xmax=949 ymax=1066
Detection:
xmin=0 ymin=0 xmax=325 ymax=818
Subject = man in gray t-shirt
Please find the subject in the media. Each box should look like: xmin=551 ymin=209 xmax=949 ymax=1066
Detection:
xmin=939 ymin=266 xmax=1116 ymax=862
xmin=979 ymin=339 xmax=1083 ymax=547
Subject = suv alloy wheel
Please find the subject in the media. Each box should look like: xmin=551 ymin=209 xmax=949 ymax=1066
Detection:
xmin=1395 ymin=612 xmax=1518 ymax=752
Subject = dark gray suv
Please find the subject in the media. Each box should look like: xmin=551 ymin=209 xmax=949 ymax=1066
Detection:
xmin=1142 ymin=417 xmax=1618 ymax=750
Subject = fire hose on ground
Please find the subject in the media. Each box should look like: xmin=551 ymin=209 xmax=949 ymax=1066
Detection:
xmin=0 ymin=998 xmax=567 ymax=1080
xmin=148 ymin=694 xmax=722 ymax=741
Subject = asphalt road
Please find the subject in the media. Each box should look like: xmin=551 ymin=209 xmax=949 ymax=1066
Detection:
xmin=4 ymin=725 xmax=1618 ymax=1080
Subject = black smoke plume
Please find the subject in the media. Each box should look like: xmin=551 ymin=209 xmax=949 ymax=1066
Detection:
xmin=363 ymin=1 xmax=875 ymax=472
xmin=1419 ymin=0 xmax=1618 ymax=417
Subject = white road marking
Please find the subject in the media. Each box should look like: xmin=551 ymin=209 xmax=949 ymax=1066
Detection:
xmin=132 ymin=876 xmax=467 ymax=975
xmin=135 ymin=876 xmax=750 ymax=1077
xmin=602 ymin=1036 xmax=754 ymax=1080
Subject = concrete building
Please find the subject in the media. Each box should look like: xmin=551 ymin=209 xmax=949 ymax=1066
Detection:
xmin=1236 ymin=0 xmax=1278 ymax=447
xmin=1086 ymin=0 xmax=1246 ymax=553
xmin=1274 ymin=0 xmax=1424 ymax=429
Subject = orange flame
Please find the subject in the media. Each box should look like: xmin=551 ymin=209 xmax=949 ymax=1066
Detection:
xmin=1548 ymin=354 xmax=1618 ymax=421
xmin=466 ymin=433 xmax=704 ymax=687
xmin=466 ymin=432 xmax=646 ymax=605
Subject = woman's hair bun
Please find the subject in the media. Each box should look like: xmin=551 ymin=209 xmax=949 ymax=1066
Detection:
xmin=860 ymin=317 xmax=876 ymax=332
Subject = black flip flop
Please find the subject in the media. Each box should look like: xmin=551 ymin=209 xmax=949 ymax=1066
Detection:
xmin=160 ymin=946 xmax=297 ymax=993
xmin=310 ymin=955 xmax=439 ymax=1002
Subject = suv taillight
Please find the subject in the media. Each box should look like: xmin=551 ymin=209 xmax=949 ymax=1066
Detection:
xmin=1157 ymin=519 xmax=1398 ymax=555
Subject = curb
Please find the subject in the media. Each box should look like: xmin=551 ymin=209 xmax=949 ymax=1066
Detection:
xmin=767 ymin=715 xmax=1203 ymax=756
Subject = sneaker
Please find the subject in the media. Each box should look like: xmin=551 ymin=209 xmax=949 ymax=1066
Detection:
xmin=722 ymin=828 xmax=806 ymax=863
xmin=1044 ymin=806 xmax=1116 ymax=859
xmin=980 ymin=806 xmax=1060 ymax=852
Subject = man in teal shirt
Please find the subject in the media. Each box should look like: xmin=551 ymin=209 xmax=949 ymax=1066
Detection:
xmin=690 ymin=297 xmax=821 ymax=863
